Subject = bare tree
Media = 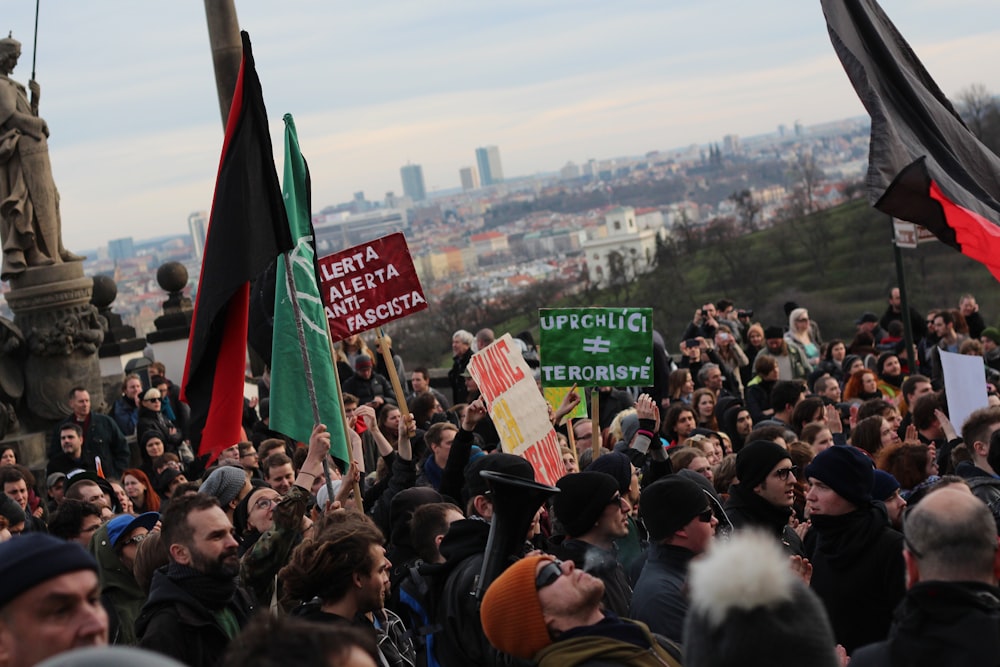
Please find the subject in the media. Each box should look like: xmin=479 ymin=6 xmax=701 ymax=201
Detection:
xmin=730 ymin=189 xmax=761 ymax=233
xmin=956 ymin=83 xmax=996 ymax=137
xmin=788 ymin=150 xmax=824 ymax=214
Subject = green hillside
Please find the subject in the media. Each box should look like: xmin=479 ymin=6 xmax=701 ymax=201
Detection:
xmin=519 ymin=198 xmax=1000 ymax=346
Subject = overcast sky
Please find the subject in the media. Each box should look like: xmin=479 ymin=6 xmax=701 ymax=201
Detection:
xmin=5 ymin=0 xmax=1000 ymax=252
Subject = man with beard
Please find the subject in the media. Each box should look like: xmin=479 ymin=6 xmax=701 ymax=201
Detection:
xmin=481 ymin=555 xmax=682 ymax=666
xmin=280 ymin=511 xmax=414 ymax=667
xmin=136 ymin=493 xmax=253 ymax=665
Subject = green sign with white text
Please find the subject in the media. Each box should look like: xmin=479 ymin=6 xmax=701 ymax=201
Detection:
xmin=538 ymin=308 xmax=653 ymax=387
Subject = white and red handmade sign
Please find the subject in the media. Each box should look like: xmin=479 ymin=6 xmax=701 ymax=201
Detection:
xmin=318 ymin=232 xmax=428 ymax=341
xmin=468 ymin=334 xmax=564 ymax=486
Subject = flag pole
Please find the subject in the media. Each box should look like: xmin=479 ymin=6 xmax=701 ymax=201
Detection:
xmin=566 ymin=418 xmax=579 ymax=466
xmin=324 ymin=326 xmax=364 ymax=512
xmin=889 ymin=216 xmax=917 ymax=372
xmin=280 ymin=249 xmax=337 ymax=506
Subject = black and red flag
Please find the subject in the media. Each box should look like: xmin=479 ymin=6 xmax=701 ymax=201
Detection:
xmin=822 ymin=0 xmax=1000 ymax=280
xmin=181 ymin=31 xmax=293 ymax=463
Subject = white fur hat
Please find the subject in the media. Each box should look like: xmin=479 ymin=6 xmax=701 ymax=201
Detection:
xmin=682 ymin=531 xmax=839 ymax=667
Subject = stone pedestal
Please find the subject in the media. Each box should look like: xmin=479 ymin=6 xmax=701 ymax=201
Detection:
xmin=5 ymin=261 xmax=104 ymax=431
xmin=147 ymin=261 xmax=193 ymax=380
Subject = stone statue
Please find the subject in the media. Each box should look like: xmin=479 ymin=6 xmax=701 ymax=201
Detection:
xmin=0 ymin=34 xmax=81 ymax=281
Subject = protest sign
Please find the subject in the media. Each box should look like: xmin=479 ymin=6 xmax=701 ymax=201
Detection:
xmin=468 ymin=333 xmax=564 ymax=486
xmin=940 ymin=350 xmax=989 ymax=430
xmin=318 ymin=232 xmax=427 ymax=341
xmin=544 ymin=386 xmax=588 ymax=422
xmin=538 ymin=308 xmax=653 ymax=387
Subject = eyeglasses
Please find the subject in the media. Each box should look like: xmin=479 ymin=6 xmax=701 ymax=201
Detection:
xmin=796 ymin=318 xmax=809 ymax=323
xmin=144 ymin=398 xmax=161 ymax=403
xmin=697 ymin=507 xmax=714 ymax=523
xmin=535 ymin=560 xmax=565 ymax=590
xmin=606 ymin=494 xmax=627 ymax=508
xmin=773 ymin=466 xmax=798 ymax=480
xmin=124 ymin=533 xmax=147 ymax=546
xmin=254 ymin=497 xmax=278 ymax=511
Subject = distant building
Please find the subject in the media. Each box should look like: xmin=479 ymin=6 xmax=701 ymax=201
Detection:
xmin=188 ymin=211 xmax=208 ymax=260
xmin=313 ymin=208 xmax=408 ymax=256
xmin=107 ymin=237 xmax=135 ymax=262
xmin=581 ymin=206 xmax=660 ymax=286
xmin=475 ymin=145 xmax=504 ymax=186
xmin=560 ymin=162 xmax=581 ymax=180
xmin=459 ymin=166 xmax=479 ymax=191
xmin=723 ymin=134 xmax=741 ymax=155
xmin=400 ymin=164 xmax=427 ymax=202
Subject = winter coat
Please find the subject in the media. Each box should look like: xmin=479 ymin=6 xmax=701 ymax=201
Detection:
xmin=851 ymin=581 xmax=1000 ymax=667
xmin=628 ymin=543 xmax=694 ymax=642
xmin=49 ymin=413 xmax=130 ymax=479
xmin=535 ymin=615 xmax=682 ymax=667
xmin=805 ymin=506 xmax=905 ymax=654
xmin=956 ymin=460 xmax=1000 ymax=532
xmin=89 ymin=522 xmax=146 ymax=645
xmin=724 ymin=483 xmax=804 ymax=556
xmin=553 ymin=538 xmax=632 ymax=618
xmin=135 ymin=566 xmax=254 ymax=667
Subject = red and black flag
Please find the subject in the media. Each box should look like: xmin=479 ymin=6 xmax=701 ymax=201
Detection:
xmin=822 ymin=0 xmax=1000 ymax=280
xmin=181 ymin=31 xmax=293 ymax=463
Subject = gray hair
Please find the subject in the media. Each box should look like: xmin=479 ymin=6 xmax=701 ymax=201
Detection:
xmin=697 ymin=363 xmax=720 ymax=385
xmin=905 ymin=489 xmax=997 ymax=582
xmin=452 ymin=329 xmax=474 ymax=346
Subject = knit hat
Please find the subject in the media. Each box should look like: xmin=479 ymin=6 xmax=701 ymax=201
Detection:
xmin=872 ymin=470 xmax=901 ymax=503
xmin=233 ymin=481 xmax=277 ymax=536
xmin=155 ymin=467 xmax=184 ymax=496
xmin=841 ymin=354 xmax=861 ymax=374
xmin=481 ymin=555 xmax=553 ymax=659
xmin=0 ymin=533 xmax=99 ymax=607
xmin=736 ymin=441 xmax=791 ymax=490
xmin=0 ymin=494 xmax=24 ymax=525
xmin=640 ymin=476 xmax=710 ymax=541
xmin=683 ymin=531 xmax=838 ymax=667
xmin=355 ymin=354 xmax=373 ymax=369
xmin=763 ymin=326 xmax=783 ymax=340
xmin=804 ymin=446 xmax=874 ymax=508
xmin=585 ymin=451 xmax=632 ymax=494
xmin=106 ymin=512 xmax=160 ymax=549
xmin=199 ymin=466 xmax=247 ymax=507
xmin=463 ymin=453 xmax=535 ymax=503
xmin=553 ymin=472 xmax=620 ymax=537
xmin=855 ymin=311 xmax=879 ymax=325
xmin=982 ymin=327 xmax=1000 ymax=346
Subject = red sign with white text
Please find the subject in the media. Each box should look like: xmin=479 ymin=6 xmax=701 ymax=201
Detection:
xmin=318 ymin=233 xmax=428 ymax=341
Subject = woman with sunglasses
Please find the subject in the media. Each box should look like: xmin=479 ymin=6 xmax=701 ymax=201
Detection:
xmin=722 ymin=440 xmax=805 ymax=556
xmin=136 ymin=388 xmax=183 ymax=450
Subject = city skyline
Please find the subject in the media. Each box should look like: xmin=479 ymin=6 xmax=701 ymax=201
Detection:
xmin=5 ymin=1 xmax=1000 ymax=253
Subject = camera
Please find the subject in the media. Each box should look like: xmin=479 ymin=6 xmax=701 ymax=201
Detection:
xmin=737 ymin=309 xmax=753 ymax=318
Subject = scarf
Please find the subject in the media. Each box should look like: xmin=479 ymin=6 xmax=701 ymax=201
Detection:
xmin=167 ymin=561 xmax=237 ymax=611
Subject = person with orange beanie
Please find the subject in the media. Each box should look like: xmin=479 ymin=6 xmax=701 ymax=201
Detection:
xmin=480 ymin=555 xmax=681 ymax=666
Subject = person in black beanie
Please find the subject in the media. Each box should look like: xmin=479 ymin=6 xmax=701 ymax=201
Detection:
xmin=630 ymin=476 xmax=717 ymax=642
xmin=552 ymin=471 xmax=633 ymax=617
xmin=724 ymin=441 xmax=804 ymax=555
xmin=0 ymin=533 xmax=109 ymax=665
xmin=803 ymin=445 xmax=905 ymax=654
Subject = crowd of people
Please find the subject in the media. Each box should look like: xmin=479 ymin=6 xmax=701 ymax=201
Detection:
xmin=1 ymin=290 xmax=1000 ymax=667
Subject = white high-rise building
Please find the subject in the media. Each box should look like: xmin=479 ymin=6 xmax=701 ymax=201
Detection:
xmin=188 ymin=211 xmax=208 ymax=260
xmin=459 ymin=166 xmax=479 ymax=191
xmin=475 ymin=145 xmax=504 ymax=186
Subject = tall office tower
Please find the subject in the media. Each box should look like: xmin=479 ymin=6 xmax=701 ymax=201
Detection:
xmin=475 ymin=145 xmax=504 ymax=186
xmin=400 ymin=164 xmax=427 ymax=202
xmin=459 ymin=166 xmax=479 ymax=191
xmin=188 ymin=210 xmax=208 ymax=259
xmin=107 ymin=237 xmax=135 ymax=262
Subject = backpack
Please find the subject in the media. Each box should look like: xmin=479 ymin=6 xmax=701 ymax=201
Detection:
xmin=396 ymin=563 xmax=443 ymax=667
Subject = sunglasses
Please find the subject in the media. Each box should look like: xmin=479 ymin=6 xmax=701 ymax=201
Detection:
xmin=697 ymin=507 xmax=714 ymax=523
xmin=535 ymin=560 xmax=565 ymax=590
xmin=773 ymin=465 xmax=798 ymax=480
xmin=144 ymin=398 xmax=161 ymax=403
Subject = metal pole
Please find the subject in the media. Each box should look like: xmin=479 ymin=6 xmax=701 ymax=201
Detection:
xmin=30 ymin=0 xmax=39 ymax=80
xmin=203 ymin=0 xmax=242 ymax=128
xmin=890 ymin=216 xmax=916 ymax=372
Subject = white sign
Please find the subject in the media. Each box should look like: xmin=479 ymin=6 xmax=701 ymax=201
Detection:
xmin=939 ymin=350 xmax=989 ymax=432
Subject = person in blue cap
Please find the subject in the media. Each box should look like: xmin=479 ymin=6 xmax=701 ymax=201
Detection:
xmin=91 ymin=512 xmax=160 ymax=645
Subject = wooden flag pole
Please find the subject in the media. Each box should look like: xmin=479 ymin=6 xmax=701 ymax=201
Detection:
xmin=376 ymin=326 xmax=411 ymax=423
xmin=324 ymin=325 xmax=364 ymax=512
xmin=566 ymin=418 xmax=579 ymax=466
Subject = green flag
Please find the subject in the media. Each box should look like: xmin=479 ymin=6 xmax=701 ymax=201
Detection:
xmin=269 ymin=114 xmax=349 ymax=465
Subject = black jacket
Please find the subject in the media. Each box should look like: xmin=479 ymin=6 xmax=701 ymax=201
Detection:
xmin=628 ymin=543 xmax=694 ymax=643
xmin=553 ymin=538 xmax=632 ymax=617
xmin=851 ymin=581 xmax=1000 ymax=667
xmin=135 ymin=566 xmax=254 ymax=667
xmin=49 ymin=413 xmax=130 ymax=479
xmin=805 ymin=506 xmax=905 ymax=654
xmin=724 ymin=483 xmax=804 ymax=556
xmin=956 ymin=460 xmax=1000 ymax=531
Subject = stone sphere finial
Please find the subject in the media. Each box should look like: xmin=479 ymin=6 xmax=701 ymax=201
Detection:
xmin=157 ymin=262 xmax=189 ymax=294
xmin=90 ymin=274 xmax=117 ymax=309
